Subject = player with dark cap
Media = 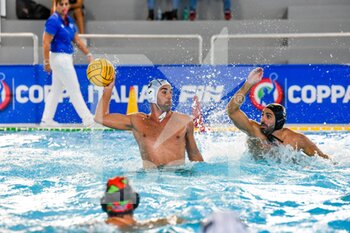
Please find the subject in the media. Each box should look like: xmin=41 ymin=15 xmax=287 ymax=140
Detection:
xmin=227 ymin=67 xmax=330 ymax=159
xmin=101 ymin=176 xmax=183 ymax=229
xmin=100 ymin=176 xmax=140 ymax=224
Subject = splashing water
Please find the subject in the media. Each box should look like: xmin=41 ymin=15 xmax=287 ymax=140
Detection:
xmin=0 ymin=130 xmax=349 ymax=232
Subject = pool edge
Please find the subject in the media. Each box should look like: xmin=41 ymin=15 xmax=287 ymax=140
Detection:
xmin=0 ymin=124 xmax=349 ymax=132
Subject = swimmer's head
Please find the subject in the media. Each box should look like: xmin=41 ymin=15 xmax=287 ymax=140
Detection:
xmin=146 ymin=79 xmax=171 ymax=105
xmin=100 ymin=177 xmax=140 ymax=217
xmin=201 ymin=211 xmax=248 ymax=233
xmin=261 ymin=103 xmax=286 ymax=134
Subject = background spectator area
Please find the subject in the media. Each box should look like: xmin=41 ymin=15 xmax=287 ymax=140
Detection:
xmin=4 ymin=0 xmax=349 ymax=20
xmin=1 ymin=0 xmax=350 ymax=65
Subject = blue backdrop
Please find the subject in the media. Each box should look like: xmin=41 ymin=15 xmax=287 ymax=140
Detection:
xmin=0 ymin=64 xmax=349 ymax=124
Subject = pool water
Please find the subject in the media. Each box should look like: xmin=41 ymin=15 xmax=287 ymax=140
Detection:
xmin=0 ymin=130 xmax=349 ymax=232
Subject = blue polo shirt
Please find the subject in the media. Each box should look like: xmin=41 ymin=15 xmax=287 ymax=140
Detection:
xmin=45 ymin=12 xmax=77 ymax=54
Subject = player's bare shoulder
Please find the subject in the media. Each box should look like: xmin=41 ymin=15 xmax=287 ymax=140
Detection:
xmin=172 ymin=112 xmax=192 ymax=123
xmin=280 ymin=127 xmax=306 ymax=145
xmin=129 ymin=112 xmax=149 ymax=119
xmin=172 ymin=111 xmax=190 ymax=118
xmin=140 ymin=112 xmax=150 ymax=118
xmin=129 ymin=112 xmax=151 ymax=126
xmin=282 ymin=127 xmax=301 ymax=137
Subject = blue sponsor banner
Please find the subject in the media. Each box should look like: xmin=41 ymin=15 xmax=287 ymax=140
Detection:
xmin=0 ymin=64 xmax=349 ymax=124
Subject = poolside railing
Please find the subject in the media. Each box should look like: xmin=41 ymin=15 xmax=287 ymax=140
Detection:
xmin=2 ymin=32 xmax=350 ymax=65
xmin=0 ymin=32 xmax=39 ymax=64
xmin=210 ymin=32 xmax=350 ymax=64
xmin=79 ymin=34 xmax=204 ymax=64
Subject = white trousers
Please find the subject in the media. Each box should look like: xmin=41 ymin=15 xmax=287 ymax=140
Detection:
xmin=41 ymin=52 xmax=92 ymax=123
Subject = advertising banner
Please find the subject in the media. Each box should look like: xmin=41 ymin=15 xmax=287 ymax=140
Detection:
xmin=0 ymin=64 xmax=349 ymax=124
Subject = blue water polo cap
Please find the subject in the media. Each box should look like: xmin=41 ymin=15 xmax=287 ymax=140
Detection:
xmin=146 ymin=79 xmax=171 ymax=104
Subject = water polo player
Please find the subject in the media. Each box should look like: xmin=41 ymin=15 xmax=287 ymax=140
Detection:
xmin=94 ymin=79 xmax=203 ymax=168
xmin=227 ymin=67 xmax=330 ymax=159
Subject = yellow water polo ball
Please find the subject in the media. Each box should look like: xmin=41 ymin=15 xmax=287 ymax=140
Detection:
xmin=86 ymin=58 xmax=115 ymax=87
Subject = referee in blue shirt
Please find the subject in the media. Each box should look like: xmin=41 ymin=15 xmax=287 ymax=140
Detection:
xmin=41 ymin=0 xmax=93 ymax=127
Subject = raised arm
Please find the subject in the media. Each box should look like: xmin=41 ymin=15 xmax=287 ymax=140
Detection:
xmin=227 ymin=67 xmax=264 ymax=136
xmin=185 ymin=120 xmax=204 ymax=162
xmin=94 ymin=80 xmax=133 ymax=130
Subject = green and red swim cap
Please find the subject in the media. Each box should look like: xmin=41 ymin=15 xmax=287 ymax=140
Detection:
xmin=100 ymin=176 xmax=140 ymax=217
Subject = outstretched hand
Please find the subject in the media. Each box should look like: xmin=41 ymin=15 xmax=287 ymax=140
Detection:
xmin=246 ymin=67 xmax=264 ymax=85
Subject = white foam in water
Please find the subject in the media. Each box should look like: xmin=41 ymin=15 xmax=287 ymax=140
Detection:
xmin=0 ymin=130 xmax=349 ymax=232
xmin=197 ymin=131 xmax=344 ymax=168
xmin=197 ymin=131 xmax=247 ymax=162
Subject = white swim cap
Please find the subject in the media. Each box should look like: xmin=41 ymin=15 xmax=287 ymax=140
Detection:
xmin=201 ymin=211 xmax=248 ymax=233
xmin=146 ymin=79 xmax=171 ymax=104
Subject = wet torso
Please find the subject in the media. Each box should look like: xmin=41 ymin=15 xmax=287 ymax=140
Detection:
xmin=131 ymin=112 xmax=191 ymax=168
xmin=246 ymin=127 xmax=287 ymax=158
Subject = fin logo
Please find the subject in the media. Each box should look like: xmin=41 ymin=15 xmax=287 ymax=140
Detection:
xmin=249 ymin=73 xmax=283 ymax=110
xmin=0 ymin=73 xmax=11 ymax=111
